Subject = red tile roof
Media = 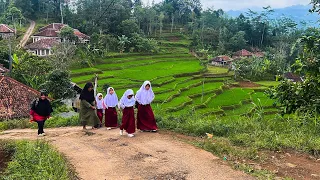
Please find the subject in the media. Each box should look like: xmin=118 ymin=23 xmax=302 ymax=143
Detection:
xmin=33 ymin=28 xmax=59 ymax=37
xmin=0 ymin=24 xmax=15 ymax=33
xmin=25 ymin=38 xmax=59 ymax=50
xmin=254 ymin=52 xmax=264 ymax=57
xmin=39 ymin=23 xmax=66 ymax=32
xmin=233 ymin=49 xmax=253 ymax=57
xmin=0 ymin=76 xmax=40 ymax=119
xmin=211 ymin=55 xmax=232 ymax=62
xmin=74 ymin=29 xmax=90 ymax=40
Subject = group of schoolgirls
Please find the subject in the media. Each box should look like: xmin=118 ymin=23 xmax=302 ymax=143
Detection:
xmin=79 ymin=80 xmax=158 ymax=138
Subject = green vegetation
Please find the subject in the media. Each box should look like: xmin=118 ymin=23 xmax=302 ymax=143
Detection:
xmin=255 ymin=81 xmax=280 ymax=87
xmin=0 ymin=116 xmax=80 ymax=132
xmin=207 ymin=66 xmax=229 ymax=74
xmin=156 ymin=109 xmax=320 ymax=155
xmin=0 ymin=140 xmax=77 ymax=180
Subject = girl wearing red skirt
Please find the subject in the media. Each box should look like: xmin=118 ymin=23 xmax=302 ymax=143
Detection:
xmin=118 ymin=89 xmax=136 ymax=138
xmin=104 ymin=87 xmax=118 ymax=130
xmin=136 ymin=81 xmax=158 ymax=132
xmin=95 ymin=93 xmax=105 ymax=128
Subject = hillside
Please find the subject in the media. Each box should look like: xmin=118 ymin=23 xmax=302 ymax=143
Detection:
xmin=71 ymin=30 xmax=278 ymax=121
xmin=227 ymin=5 xmax=319 ymax=27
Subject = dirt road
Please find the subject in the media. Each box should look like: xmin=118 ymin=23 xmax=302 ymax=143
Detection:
xmin=17 ymin=20 xmax=35 ymax=48
xmin=0 ymin=127 xmax=254 ymax=180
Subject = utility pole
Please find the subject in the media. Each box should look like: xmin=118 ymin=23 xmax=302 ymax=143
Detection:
xmin=94 ymin=74 xmax=98 ymax=97
xmin=60 ymin=2 xmax=64 ymax=24
xmin=8 ymin=37 xmax=12 ymax=73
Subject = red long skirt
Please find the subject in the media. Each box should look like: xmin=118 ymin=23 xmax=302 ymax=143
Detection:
xmin=97 ymin=109 xmax=103 ymax=124
xmin=105 ymin=107 xmax=118 ymax=127
xmin=137 ymin=104 xmax=158 ymax=131
xmin=120 ymin=107 xmax=135 ymax=134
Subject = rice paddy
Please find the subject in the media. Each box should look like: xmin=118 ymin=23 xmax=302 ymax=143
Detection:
xmin=71 ymin=33 xmax=278 ymax=119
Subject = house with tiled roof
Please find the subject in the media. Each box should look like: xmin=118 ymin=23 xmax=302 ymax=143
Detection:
xmin=0 ymin=64 xmax=9 ymax=75
xmin=73 ymin=29 xmax=90 ymax=43
xmin=210 ymin=55 xmax=233 ymax=66
xmin=25 ymin=38 xmax=59 ymax=56
xmin=232 ymin=49 xmax=265 ymax=59
xmin=284 ymin=72 xmax=303 ymax=82
xmin=32 ymin=29 xmax=61 ymax=43
xmin=0 ymin=75 xmax=40 ymax=120
xmin=26 ymin=23 xmax=90 ymax=56
xmin=31 ymin=23 xmax=89 ymax=44
xmin=39 ymin=23 xmax=65 ymax=32
xmin=232 ymin=49 xmax=253 ymax=59
xmin=253 ymin=51 xmax=264 ymax=58
xmin=0 ymin=24 xmax=15 ymax=39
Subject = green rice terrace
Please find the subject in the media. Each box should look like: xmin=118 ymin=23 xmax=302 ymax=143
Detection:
xmin=71 ymin=32 xmax=279 ymax=120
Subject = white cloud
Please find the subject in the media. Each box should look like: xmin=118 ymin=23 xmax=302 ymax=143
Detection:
xmin=142 ymin=0 xmax=310 ymax=10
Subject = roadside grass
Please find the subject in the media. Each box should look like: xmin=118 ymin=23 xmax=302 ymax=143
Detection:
xmin=156 ymin=108 xmax=320 ymax=155
xmin=0 ymin=140 xmax=78 ymax=180
xmin=0 ymin=116 xmax=80 ymax=132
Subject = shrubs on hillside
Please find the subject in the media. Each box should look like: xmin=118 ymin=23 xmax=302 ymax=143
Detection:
xmin=129 ymin=33 xmax=160 ymax=53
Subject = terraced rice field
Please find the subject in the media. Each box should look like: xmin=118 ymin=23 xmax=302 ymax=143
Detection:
xmin=71 ymin=33 xmax=278 ymax=119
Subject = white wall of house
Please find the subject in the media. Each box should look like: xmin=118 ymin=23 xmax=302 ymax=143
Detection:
xmin=28 ymin=49 xmax=52 ymax=57
xmin=0 ymin=33 xmax=14 ymax=39
xmin=32 ymin=36 xmax=60 ymax=43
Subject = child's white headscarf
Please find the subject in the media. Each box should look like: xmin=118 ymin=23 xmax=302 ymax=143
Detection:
xmin=104 ymin=87 xmax=118 ymax=108
xmin=118 ymin=89 xmax=135 ymax=109
xmin=135 ymin=81 xmax=154 ymax=105
xmin=96 ymin=93 xmax=104 ymax=109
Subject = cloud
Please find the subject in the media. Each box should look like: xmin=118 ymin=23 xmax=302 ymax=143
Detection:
xmin=142 ymin=0 xmax=310 ymax=10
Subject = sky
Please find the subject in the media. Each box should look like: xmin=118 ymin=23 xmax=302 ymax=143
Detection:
xmin=142 ymin=0 xmax=311 ymax=11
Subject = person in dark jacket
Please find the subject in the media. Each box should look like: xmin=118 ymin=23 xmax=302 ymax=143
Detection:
xmin=30 ymin=91 xmax=53 ymax=137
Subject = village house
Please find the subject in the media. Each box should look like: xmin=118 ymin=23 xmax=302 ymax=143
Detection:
xmin=232 ymin=49 xmax=265 ymax=59
xmin=210 ymin=55 xmax=233 ymax=67
xmin=26 ymin=23 xmax=90 ymax=56
xmin=32 ymin=23 xmax=90 ymax=43
xmin=283 ymin=72 xmax=303 ymax=82
xmin=0 ymin=24 xmax=15 ymax=39
xmin=0 ymin=75 xmax=40 ymax=120
xmin=25 ymin=38 xmax=59 ymax=56
xmin=232 ymin=49 xmax=253 ymax=59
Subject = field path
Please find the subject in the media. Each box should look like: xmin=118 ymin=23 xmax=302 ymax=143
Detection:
xmin=0 ymin=127 xmax=254 ymax=180
xmin=17 ymin=20 xmax=35 ymax=48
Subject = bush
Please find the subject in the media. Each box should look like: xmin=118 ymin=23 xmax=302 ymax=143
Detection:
xmin=42 ymin=70 xmax=77 ymax=100
xmin=129 ymin=33 xmax=160 ymax=53
xmin=1 ymin=140 xmax=76 ymax=180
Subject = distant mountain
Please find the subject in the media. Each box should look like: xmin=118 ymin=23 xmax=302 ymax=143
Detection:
xmin=227 ymin=5 xmax=319 ymax=28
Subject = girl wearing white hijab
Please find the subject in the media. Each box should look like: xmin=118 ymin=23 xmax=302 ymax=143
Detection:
xmin=96 ymin=93 xmax=105 ymax=127
xmin=135 ymin=81 xmax=158 ymax=132
xmin=104 ymin=87 xmax=118 ymax=130
xmin=118 ymin=89 xmax=136 ymax=137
